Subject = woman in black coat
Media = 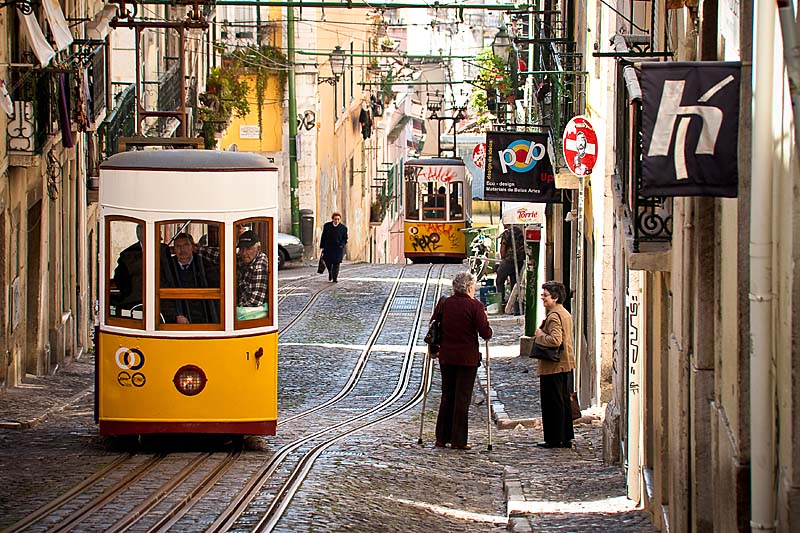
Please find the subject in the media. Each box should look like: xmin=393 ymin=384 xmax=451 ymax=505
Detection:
xmin=320 ymin=212 xmax=348 ymax=282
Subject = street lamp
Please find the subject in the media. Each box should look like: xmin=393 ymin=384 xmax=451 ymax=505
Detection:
xmin=491 ymin=25 xmax=513 ymax=63
xmin=318 ymin=46 xmax=347 ymax=120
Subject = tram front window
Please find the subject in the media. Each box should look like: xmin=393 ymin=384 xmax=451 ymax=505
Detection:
xmin=157 ymin=221 xmax=222 ymax=327
xmin=423 ymin=185 xmax=446 ymax=220
xmin=108 ymin=218 xmax=145 ymax=324
xmin=405 ymin=179 xmax=420 ymax=220
xmin=235 ymin=219 xmax=272 ymax=325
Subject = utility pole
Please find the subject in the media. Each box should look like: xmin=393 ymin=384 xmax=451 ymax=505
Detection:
xmin=287 ymin=2 xmax=300 ymax=238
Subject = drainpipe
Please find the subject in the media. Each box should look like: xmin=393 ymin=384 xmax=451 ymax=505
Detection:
xmin=776 ymin=0 xmax=800 ymax=156
xmin=750 ymin=2 xmax=776 ymax=532
xmin=287 ymin=3 xmax=300 ymax=238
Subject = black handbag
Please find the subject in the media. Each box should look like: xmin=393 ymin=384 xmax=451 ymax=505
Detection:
xmin=424 ymin=297 xmax=447 ymax=354
xmin=531 ymin=342 xmax=561 ymax=362
xmin=317 ymin=257 xmax=326 ymax=274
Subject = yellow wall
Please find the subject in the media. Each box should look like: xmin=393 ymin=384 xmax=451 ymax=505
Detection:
xmin=219 ymin=73 xmax=283 ymax=152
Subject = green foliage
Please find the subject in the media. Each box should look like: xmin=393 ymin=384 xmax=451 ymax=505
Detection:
xmin=199 ymin=44 xmax=289 ymax=143
xmin=469 ymin=49 xmax=513 ymax=117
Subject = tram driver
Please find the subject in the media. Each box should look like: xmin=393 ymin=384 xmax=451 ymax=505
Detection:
xmin=162 ymin=232 xmax=219 ymax=324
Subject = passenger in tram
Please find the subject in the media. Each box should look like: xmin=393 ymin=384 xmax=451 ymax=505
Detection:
xmin=533 ymin=281 xmax=576 ymax=449
xmin=111 ymin=223 xmax=145 ymax=311
xmin=423 ymin=186 xmax=446 ymax=219
xmin=236 ymin=230 xmax=269 ymax=307
xmin=433 ymin=271 xmax=493 ymax=450
xmin=449 ymin=192 xmax=462 ymax=218
xmin=163 ymin=232 xmax=219 ymax=324
xmin=320 ymin=212 xmax=348 ymax=283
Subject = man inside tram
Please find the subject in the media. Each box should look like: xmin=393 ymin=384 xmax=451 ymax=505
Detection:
xmin=236 ymin=229 xmax=269 ymax=312
xmin=163 ymin=232 xmax=219 ymax=324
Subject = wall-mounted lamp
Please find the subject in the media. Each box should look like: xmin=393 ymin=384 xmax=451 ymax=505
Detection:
xmin=319 ymin=45 xmax=346 ymax=85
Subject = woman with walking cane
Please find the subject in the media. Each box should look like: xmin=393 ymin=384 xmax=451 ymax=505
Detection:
xmin=432 ymin=272 xmax=493 ymax=450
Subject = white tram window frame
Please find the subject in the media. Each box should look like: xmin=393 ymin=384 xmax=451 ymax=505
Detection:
xmin=105 ymin=216 xmax=146 ymax=329
xmin=234 ymin=217 xmax=274 ymax=330
xmin=155 ymin=220 xmax=225 ymax=331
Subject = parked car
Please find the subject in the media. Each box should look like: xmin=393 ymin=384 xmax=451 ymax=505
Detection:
xmin=277 ymin=232 xmax=304 ymax=269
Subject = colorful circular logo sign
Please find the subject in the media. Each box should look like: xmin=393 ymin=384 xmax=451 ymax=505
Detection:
xmin=499 ymin=139 xmax=546 ymax=174
xmin=562 ymin=115 xmax=598 ymax=176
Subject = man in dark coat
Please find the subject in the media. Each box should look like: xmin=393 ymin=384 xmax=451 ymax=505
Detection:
xmin=320 ymin=212 xmax=348 ymax=283
xmin=163 ymin=232 xmax=219 ymax=324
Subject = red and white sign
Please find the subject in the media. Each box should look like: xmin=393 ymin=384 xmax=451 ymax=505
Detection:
xmin=501 ymin=202 xmax=545 ymax=225
xmin=472 ymin=142 xmax=486 ymax=169
xmin=562 ymin=115 xmax=598 ymax=176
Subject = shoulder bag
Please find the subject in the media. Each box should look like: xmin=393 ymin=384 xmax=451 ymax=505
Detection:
xmin=424 ymin=297 xmax=447 ymax=355
xmin=530 ymin=312 xmax=563 ymax=362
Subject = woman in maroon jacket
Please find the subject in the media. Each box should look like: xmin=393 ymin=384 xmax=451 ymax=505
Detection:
xmin=433 ymin=272 xmax=493 ymax=450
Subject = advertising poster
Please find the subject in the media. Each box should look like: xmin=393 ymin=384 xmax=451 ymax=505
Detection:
xmin=483 ymin=131 xmax=561 ymax=203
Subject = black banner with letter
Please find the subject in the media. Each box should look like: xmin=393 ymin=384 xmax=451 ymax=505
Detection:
xmin=640 ymin=62 xmax=740 ymax=197
xmin=483 ymin=131 xmax=561 ymax=203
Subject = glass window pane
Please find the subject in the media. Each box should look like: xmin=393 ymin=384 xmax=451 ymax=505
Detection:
xmin=108 ymin=219 xmax=144 ymax=322
xmin=449 ymin=182 xmax=463 ymax=219
xmin=235 ymin=220 xmax=270 ymax=323
xmin=423 ymin=182 xmax=446 ymax=220
xmin=157 ymin=220 xmax=222 ymax=327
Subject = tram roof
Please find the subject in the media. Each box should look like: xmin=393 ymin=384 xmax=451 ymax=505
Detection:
xmin=405 ymin=157 xmax=465 ymax=166
xmin=100 ymin=150 xmax=277 ymax=171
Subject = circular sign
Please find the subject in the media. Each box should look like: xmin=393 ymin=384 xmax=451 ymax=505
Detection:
xmin=472 ymin=143 xmax=486 ymax=169
xmin=562 ymin=115 xmax=598 ymax=176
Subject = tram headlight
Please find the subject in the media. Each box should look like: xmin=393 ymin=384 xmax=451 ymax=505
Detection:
xmin=173 ymin=365 xmax=207 ymax=396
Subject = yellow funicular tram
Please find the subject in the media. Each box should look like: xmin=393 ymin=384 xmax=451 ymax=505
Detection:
xmin=96 ymin=150 xmax=279 ymax=436
xmin=403 ymin=157 xmax=471 ymax=263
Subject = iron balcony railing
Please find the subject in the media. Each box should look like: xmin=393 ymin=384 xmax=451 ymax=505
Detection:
xmin=101 ymin=84 xmax=136 ymax=156
xmin=7 ymin=67 xmax=56 ymax=154
xmin=614 ymin=61 xmax=672 ymax=252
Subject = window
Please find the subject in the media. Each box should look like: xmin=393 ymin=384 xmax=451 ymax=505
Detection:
xmin=405 ymin=178 xmax=420 ymax=220
xmin=106 ymin=217 xmax=145 ymax=328
xmin=422 ymin=182 xmax=446 ymax=220
xmin=234 ymin=218 xmax=273 ymax=328
xmin=156 ymin=220 xmax=224 ymax=330
xmin=449 ymin=182 xmax=463 ymax=219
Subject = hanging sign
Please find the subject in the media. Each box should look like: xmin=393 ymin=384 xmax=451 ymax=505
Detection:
xmin=501 ymin=202 xmax=545 ymax=225
xmin=562 ymin=115 xmax=598 ymax=176
xmin=640 ymin=61 xmax=741 ymax=197
xmin=484 ymin=131 xmax=560 ymax=203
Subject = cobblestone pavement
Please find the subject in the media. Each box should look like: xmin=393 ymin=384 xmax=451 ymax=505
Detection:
xmin=0 ymin=262 xmax=658 ymax=532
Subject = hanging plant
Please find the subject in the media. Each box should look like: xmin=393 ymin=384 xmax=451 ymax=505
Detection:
xmin=469 ymin=49 xmax=513 ymax=116
xmin=199 ymin=44 xmax=288 ymax=142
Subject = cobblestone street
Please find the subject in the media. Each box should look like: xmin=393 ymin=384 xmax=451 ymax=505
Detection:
xmin=0 ymin=262 xmax=657 ymax=532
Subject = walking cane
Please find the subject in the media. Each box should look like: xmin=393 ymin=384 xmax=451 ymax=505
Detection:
xmin=417 ymin=348 xmax=433 ymax=444
xmin=485 ymin=339 xmax=493 ymax=451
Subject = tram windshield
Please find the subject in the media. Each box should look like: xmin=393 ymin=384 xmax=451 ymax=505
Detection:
xmin=157 ymin=220 xmax=223 ymax=327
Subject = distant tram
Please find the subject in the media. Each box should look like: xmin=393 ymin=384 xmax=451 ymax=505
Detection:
xmin=403 ymin=158 xmax=471 ymax=263
xmin=96 ymin=150 xmax=279 ymax=436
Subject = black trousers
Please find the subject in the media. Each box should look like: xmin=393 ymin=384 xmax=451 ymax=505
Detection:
xmin=325 ymin=261 xmax=341 ymax=281
xmin=540 ymin=371 xmax=575 ymax=445
xmin=495 ymin=260 xmax=521 ymax=303
xmin=436 ymin=363 xmax=478 ymax=447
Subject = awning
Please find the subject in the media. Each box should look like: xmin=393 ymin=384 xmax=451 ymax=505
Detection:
xmin=501 ymin=202 xmax=546 ymax=225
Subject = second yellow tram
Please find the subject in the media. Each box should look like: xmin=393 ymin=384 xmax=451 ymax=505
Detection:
xmin=403 ymin=158 xmax=471 ymax=263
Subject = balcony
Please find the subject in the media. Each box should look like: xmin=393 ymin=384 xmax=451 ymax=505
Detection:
xmin=7 ymin=67 xmax=56 ymax=157
xmin=612 ymin=61 xmax=672 ymax=270
xmin=100 ymin=84 xmax=136 ymax=156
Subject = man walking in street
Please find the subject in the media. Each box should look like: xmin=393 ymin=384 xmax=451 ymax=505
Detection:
xmin=320 ymin=212 xmax=348 ymax=283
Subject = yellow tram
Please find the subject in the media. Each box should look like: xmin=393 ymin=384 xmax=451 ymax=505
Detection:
xmin=403 ymin=158 xmax=471 ymax=263
xmin=96 ymin=150 xmax=279 ymax=435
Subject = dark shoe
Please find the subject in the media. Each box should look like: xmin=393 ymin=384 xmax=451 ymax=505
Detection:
xmin=560 ymin=441 xmax=573 ymax=448
xmin=535 ymin=441 xmax=561 ymax=449
xmin=434 ymin=441 xmax=447 ymax=448
xmin=451 ymin=444 xmax=472 ymax=450
xmin=333 ymin=279 xmax=338 ymax=283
